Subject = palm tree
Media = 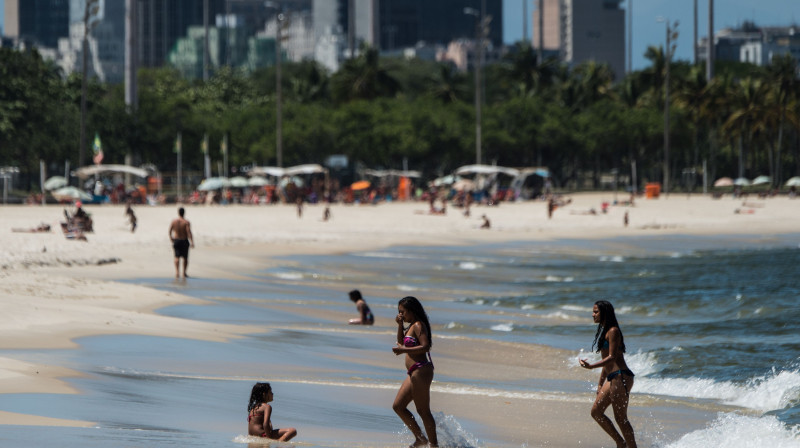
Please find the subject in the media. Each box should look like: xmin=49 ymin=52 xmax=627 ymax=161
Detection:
xmin=330 ymin=45 xmax=400 ymax=102
xmin=428 ymin=64 xmax=468 ymax=104
xmin=673 ymin=66 xmax=709 ymax=167
xmin=723 ymin=77 xmax=771 ymax=179
xmin=765 ymin=54 xmax=800 ymax=186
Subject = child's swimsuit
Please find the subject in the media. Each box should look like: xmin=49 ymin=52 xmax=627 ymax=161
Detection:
xmin=248 ymin=411 xmax=271 ymax=438
xmin=403 ymin=333 xmax=433 ymax=376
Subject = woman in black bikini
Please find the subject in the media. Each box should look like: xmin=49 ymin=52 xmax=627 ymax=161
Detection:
xmin=579 ymin=300 xmax=637 ymax=448
xmin=392 ymin=296 xmax=438 ymax=447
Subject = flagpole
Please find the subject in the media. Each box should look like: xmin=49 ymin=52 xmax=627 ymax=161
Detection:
xmin=176 ymin=132 xmax=182 ymax=201
xmin=222 ymin=134 xmax=228 ymax=178
xmin=202 ymin=133 xmax=210 ymax=178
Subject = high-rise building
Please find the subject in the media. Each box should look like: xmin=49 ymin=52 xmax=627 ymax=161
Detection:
xmin=134 ymin=0 xmax=226 ymax=68
xmin=377 ymin=0 xmax=502 ymax=52
xmin=4 ymin=0 xmax=70 ymax=48
xmin=534 ymin=0 xmax=625 ymax=79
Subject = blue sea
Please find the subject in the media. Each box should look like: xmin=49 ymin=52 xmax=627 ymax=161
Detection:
xmin=1 ymin=234 xmax=799 ymax=447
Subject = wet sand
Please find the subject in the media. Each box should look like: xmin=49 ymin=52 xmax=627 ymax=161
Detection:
xmin=0 ymin=193 xmax=796 ymax=443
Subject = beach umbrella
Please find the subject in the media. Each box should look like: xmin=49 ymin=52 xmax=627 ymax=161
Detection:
xmin=751 ymin=175 xmax=771 ymax=186
xmin=248 ymin=176 xmax=270 ymax=187
xmin=197 ymin=177 xmax=230 ymax=191
xmin=44 ymin=176 xmax=68 ymax=190
xmin=279 ymin=176 xmax=303 ymax=188
xmin=430 ymin=174 xmax=460 ymax=187
xmin=351 ymin=180 xmax=371 ymax=191
xmin=713 ymin=177 xmax=734 ymax=187
xmin=51 ymin=186 xmax=92 ymax=201
xmin=785 ymin=176 xmax=800 ymax=187
xmin=229 ymin=176 xmax=249 ymax=188
xmin=452 ymin=178 xmax=475 ymax=191
xmin=733 ymin=177 xmax=751 ymax=186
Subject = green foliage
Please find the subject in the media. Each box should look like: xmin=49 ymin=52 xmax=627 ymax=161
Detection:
xmin=1 ymin=43 xmax=799 ymax=191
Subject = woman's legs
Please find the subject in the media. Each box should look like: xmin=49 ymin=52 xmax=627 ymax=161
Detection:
xmin=410 ymin=366 xmax=437 ymax=447
xmin=393 ymin=375 xmax=428 ymax=446
xmin=610 ymin=376 xmax=636 ymax=448
xmin=591 ymin=381 xmax=626 ymax=448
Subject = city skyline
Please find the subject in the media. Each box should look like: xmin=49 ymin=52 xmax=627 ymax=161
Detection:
xmin=2 ymin=0 xmax=799 ymax=73
xmin=503 ymin=0 xmax=800 ymax=71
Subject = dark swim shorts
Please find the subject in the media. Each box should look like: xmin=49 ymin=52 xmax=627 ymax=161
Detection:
xmin=172 ymin=239 xmax=190 ymax=258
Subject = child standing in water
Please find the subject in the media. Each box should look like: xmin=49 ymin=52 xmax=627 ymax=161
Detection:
xmin=247 ymin=382 xmax=297 ymax=441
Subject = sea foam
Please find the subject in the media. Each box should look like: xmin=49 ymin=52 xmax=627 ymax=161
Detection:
xmin=664 ymin=413 xmax=800 ymax=448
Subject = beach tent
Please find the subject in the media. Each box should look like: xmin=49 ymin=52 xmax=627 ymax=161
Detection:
xmin=785 ymin=176 xmax=800 ymax=187
xmin=364 ymin=169 xmax=422 ymax=178
xmin=74 ymin=164 xmax=149 ymax=179
xmin=248 ymin=176 xmax=271 ymax=187
xmin=51 ymin=186 xmax=92 ymax=201
xmin=751 ymin=175 xmax=771 ymax=186
xmin=733 ymin=177 xmax=751 ymax=186
xmin=713 ymin=177 xmax=734 ymax=187
xmin=284 ymin=164 xmax=326 ymax=176
xmin=249 ymin=166 xmax=285 ymax=177
xmin=430 ymin=174 xmax=461 ymax=187
xmin=44 ymin=176 xmax=68 ymax=190
xmin=229 ymin=176 xmax=249 ymax=188
xmin=455 ymin=164 xmax=520 ymax=177
xmin=197 ymin=177 xmax=231 ymax=191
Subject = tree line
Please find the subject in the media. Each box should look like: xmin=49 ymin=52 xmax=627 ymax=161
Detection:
xmin=1 ymin=42 xmax=798 ymax=192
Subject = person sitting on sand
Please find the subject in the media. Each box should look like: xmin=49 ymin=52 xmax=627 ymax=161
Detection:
xmin=348 ymin=289 xmax=374 ymax=325
xmin=480 ymin=214 xmax=491 ymax=229
xmin=579 ymin=300 xmax=637 ymax=448
xmin=72 ymin=201 xmax=93 ymax=232
xmin=247 ymin=382 xmax=297 ymax=441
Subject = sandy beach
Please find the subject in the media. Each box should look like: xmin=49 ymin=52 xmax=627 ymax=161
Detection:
xmin=0 ymin=192 xmax=797 ymax=445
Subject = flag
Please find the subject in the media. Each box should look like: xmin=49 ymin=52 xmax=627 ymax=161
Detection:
xmin=174 ymin=132 xmax=182 ymax=154
xmin=201 ymin=133 xmax=208 ymax=154
xmin=92 ymin=133 xmax=103 ymax=165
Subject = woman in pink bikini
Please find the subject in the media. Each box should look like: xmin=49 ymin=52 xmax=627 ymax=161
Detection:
xmin=392 ymin=296 xmax=438 ymax=447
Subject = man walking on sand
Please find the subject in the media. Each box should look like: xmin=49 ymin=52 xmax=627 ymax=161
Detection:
xmin=168 ymin=207 xmax=194 ymax=278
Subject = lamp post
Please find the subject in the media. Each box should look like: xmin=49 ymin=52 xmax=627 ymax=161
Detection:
xmin=265 ymin=1 xmax=285 ymax=167
xmin=464 ymin=6 xmax=490 ymax=166
xmin=80 ymin=0 xmax=100 ymax=168
xmin=658 ymin=17 xmax=678 ymax=196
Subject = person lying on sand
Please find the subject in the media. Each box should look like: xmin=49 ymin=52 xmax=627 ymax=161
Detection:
xmin=12 ymin=223 xmax=51 ymax=233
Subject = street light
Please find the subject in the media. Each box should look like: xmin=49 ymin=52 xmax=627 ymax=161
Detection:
xmin=657 ymin=17 xmax=678 ymax=196
xmin=265 ymin=1 xmax=286 ymax=167
xmin=464 ymin=6 xmax=490 ymax=165
xmin=80 ymin=0 xmax=100 ymax=168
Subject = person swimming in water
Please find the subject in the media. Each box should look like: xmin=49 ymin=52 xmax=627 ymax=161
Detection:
xmin=579 ymin=300 xmax=637 ymax=448
xmin=347 ymin=289 xmax=375 ymax=325
xmin=392 ymin=296 xmax=437 ymax=447
xmin=246 ymin=382 xmax=297 ymax=441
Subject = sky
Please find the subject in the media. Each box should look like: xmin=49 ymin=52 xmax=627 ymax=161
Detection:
xmin=1 ymin=0 xmax=798 ymax=72
xmin=502 ymin=0 xmax=800 ymax=71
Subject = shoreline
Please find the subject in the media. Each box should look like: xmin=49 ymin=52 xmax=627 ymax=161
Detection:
xmin=0 ymin=194 xmax=798 ymax=440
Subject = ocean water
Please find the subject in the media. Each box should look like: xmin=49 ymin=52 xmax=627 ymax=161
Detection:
xmin=1 ymin=234 xmax=799 ymax=447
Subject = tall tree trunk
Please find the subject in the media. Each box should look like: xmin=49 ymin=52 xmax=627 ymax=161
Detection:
xmin=775 ymin=109 xmax=785 ymax=187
